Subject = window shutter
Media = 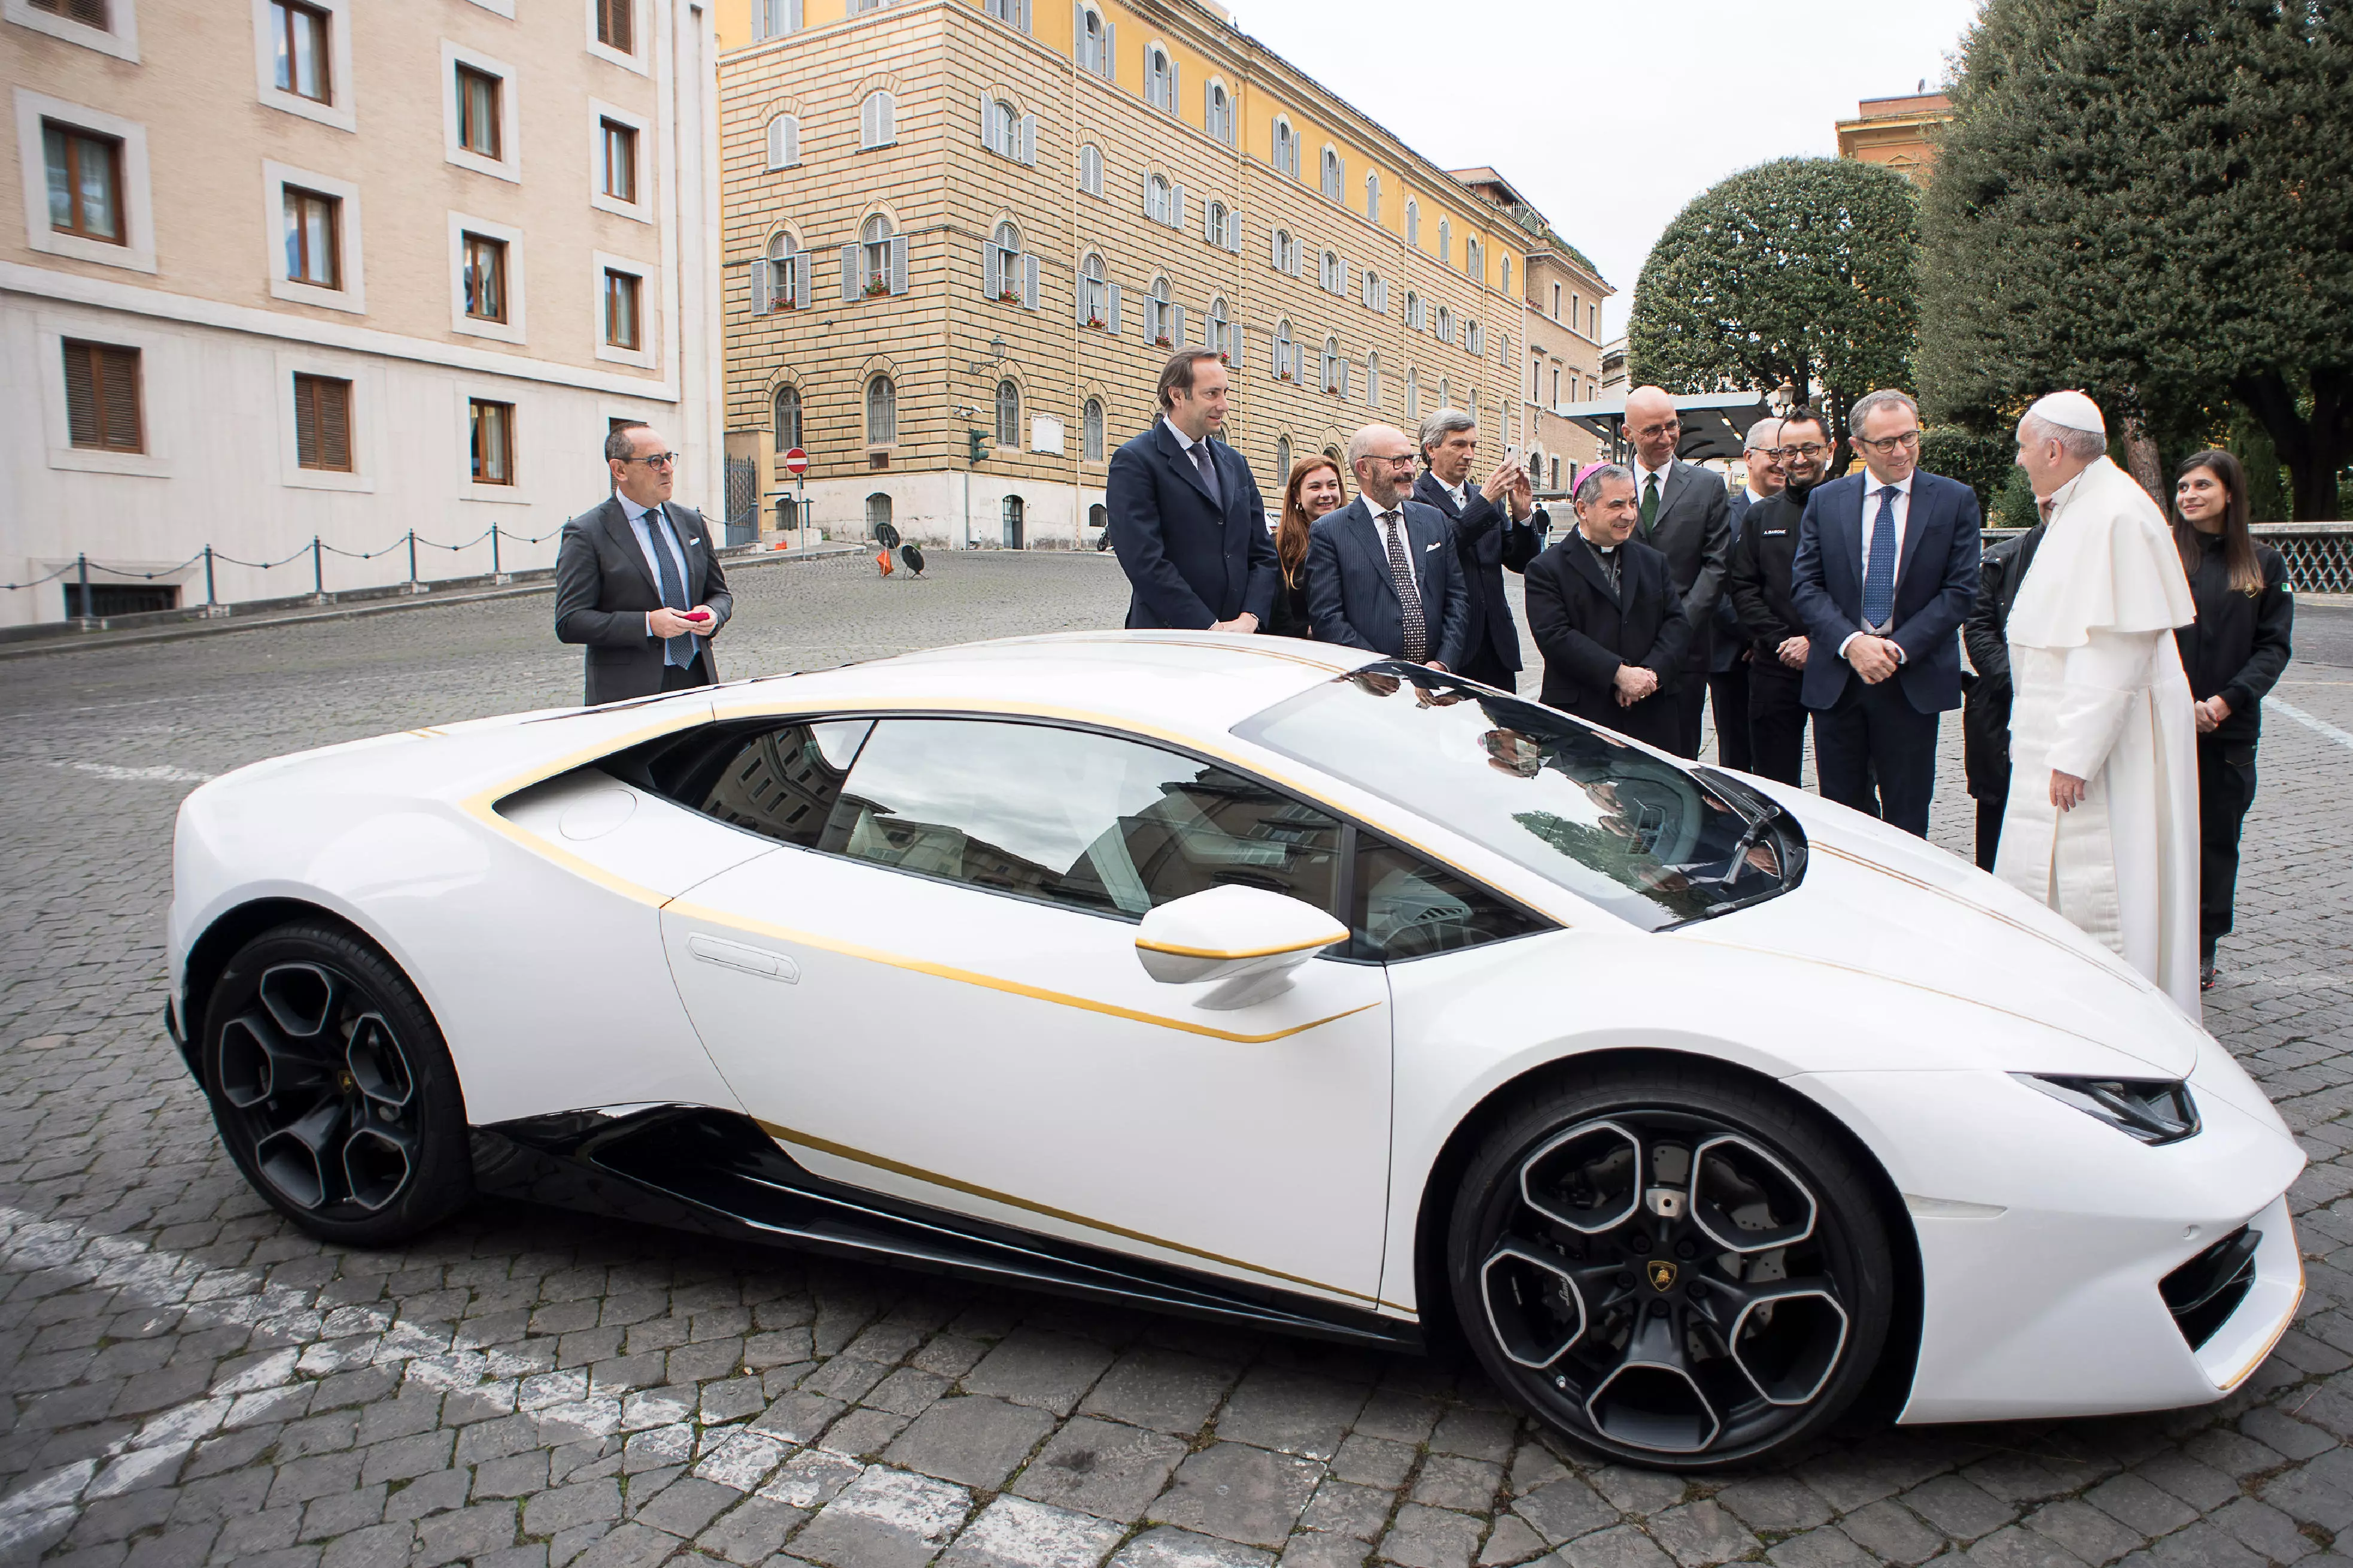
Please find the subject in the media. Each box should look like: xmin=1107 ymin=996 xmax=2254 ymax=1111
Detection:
xmin=1171 ymin=184 xmax=1184 ymax=232
xmin=1203 ymin=203 xmax=1214 ymax=243
xmin=1339 ymin=260 xmax=1349 ymax=299
xmin=1339 ymin=361 xmax=1349 ymax=399
xmin=1169 ymin=60 xmax=1178 ymax=112
xmin=1102 ymin=22 xmax=1114 ymax=77
xmin=1269 ymin=229 xmax=1280 ymax=270
xmin=63 ymin=345 xmax=98 ymax=447
xmin=1227 ymin=211 xmax=1241 ymax=254
xmin=983 ymin=242 xmax=1001 ymax=300
xmin=1141 ymin=170 xmax=1153 ymax=218
xmin=1171 ymin=303 xmax=1185 ymax=346
xmin=97 ymin=345 xmax=141 ymax=452
xmin=1106 ymin=282 xmax=1121 ymax=335
xmin=766 ymin=117 xmax=785 ymax=169
xmin=1360 ymin=271 xmax=1370 ymax=309
xmin=840 ymin=244 xmax=858 ymax=301
xmin=889 ymin=233 xmax=908 ymax=294
xmin=978 ymin=92 xmax=992 ymax=149
xmin=1071 ymin=1 xmax=1083 ymax=63
xmin=294 ymin=377 xmax=321 ymax=467
xmin=793 ymin=250 xmax=811 ymax=307
xmin=1022 ymin=252 xmax=1039 ymax=310
xmin=788 ymin=0 xmax=803 ymax=29
xmin=1018 ymin=114 xmax=1036 ymax=165
xmin=879 ymin=93 xmax=895 ymax=144
xmin=861 ymin=96 xmax=877 ymax=148
xmin=752 ymin=258 xmax=774 ymax=313
xmin=1016 ymin=0 xmax=1029 ymax=32
xmin=1075 ymin=274 xmax=1090 ymax=326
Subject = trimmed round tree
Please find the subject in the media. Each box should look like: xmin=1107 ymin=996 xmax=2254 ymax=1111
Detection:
xmin=1628 ymin=157 xmax=1920 ymax=462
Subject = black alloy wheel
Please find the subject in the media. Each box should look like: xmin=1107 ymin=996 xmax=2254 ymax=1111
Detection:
xmin=1449 ymin=1064 xmax=1895 ymax=1469
xmin=202 ymin=922 xmax=472 ymax=1246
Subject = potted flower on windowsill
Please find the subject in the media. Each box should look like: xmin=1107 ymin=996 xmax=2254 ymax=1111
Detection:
xmin=1217 ymin=351 xmax=1230 ymax=365
xmin=998 ymin=288 xmax=1022 ymax=305
xmin=863 ymin=279 xmax=891 ymax=298
xmin=1086 ymin=315 xmax=1105 ymax=329
xmin=1279 ymin=370 xmax=1296 ymax=382
xmin=1153 ymin=334 xmax=1173 ymax=348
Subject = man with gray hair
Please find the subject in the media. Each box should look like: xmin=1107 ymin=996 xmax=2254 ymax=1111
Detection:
xmin=1522 ymin=464 xmax=1691 ymax=748
xmin=1787 ymin=388 xmax=1983 ymax=836
xmin=1306 ymin=424 xmax=1470 ymax=669
xmin=554 ymin=421 xmax=733 ymax=705
xmin=1995 ymin=390 xmax=2200 ymax=1010
xmin=1412 ymin=408 xmax=1542 ymax=690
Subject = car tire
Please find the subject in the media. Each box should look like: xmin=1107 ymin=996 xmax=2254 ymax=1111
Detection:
xmin=1448 ymin=1060 xmax=1895 ymax=1470
xmin=200 ymin=922 xmax=472 ymax=1247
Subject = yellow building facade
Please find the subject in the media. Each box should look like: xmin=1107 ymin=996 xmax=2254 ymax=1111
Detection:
xmin=716 ymin=0 xmax=1589 ymax=546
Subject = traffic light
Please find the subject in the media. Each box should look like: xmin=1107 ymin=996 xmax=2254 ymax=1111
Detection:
xmin=968 ymin=428 xmax=986 ymax=465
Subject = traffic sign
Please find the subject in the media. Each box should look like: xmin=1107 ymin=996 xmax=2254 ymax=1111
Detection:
xmin=783 ymin=447 xmax=809 ymax=476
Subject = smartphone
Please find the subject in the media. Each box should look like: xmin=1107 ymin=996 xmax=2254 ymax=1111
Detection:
xmin=682 ymin=609 xmax=712 ymax=623
xmin=1504 ymin=445 xmax=1521 ymax=467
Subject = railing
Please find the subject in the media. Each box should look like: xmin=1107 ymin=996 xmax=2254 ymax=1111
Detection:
xmin=1984 ymin=523 xmax=2353 ymax=595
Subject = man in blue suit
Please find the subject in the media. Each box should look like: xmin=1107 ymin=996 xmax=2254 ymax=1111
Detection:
xmin=1106 ymin=350 xmax=1276 ymax=631
xmin=1789 ymin=389 xmax=1984 ymax=838
xmin=1307 ymin=424 xmax=1471 ymax=670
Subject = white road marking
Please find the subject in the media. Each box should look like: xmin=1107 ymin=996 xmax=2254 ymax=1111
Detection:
xmin=49 ymin=762 xmax=216 ymax=783
xmin=0 ymin=1205 xmax=692 ymax=1548
xmin=2264 ymin=696 xmax=2353 ymax=753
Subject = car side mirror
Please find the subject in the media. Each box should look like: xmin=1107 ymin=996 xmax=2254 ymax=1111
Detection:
xmin=1135 ymin=885 xmax=1349 ymax=1009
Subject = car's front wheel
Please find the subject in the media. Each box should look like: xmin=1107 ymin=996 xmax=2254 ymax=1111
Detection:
xmin=1449 ymin=1062 xmax=1895 ymax=1469
xmin=200 ymin=922 xmax=472 ymax=1246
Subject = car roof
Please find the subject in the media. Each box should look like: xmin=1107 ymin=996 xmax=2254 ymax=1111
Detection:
xmin=708 ymin=632 xmax=1381 ymax=738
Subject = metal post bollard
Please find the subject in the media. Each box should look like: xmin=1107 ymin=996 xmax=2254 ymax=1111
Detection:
xmin=491 ymin=525 xmax=501 ymax=579
xmin=312 ymin=537 xmax=324 ymax=598
xmin=77 ymin=552 xmax=91 ymax=629
xmin=408 ymin=529 xmax=418 ymax=587
xmin=203 ymin=545 xmax=216 ymax=607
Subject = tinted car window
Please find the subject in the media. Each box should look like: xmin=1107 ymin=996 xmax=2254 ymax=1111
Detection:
xmin=820 ymin=718 xmax=1344 ymax=921
xmin=1352 ymin=835 xmax=1550 ymax=961
xmin=1235 ymin=665 xmax=1804 ymax=931
xmin=647 ymin=719 xmax=871 ymax=848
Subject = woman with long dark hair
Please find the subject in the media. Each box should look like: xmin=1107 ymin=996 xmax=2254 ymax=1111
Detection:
xmin=2170 ymin=449 xmax=2294 ymax=989
xmin=1267 ymin=456 xmax=1347 ymax=639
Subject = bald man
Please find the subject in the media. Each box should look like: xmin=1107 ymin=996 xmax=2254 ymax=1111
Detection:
xmin=1622 ymin=386 xmax=1732 ymax=757
xmin=1306 ymin=423 xmax=1472 ymax=670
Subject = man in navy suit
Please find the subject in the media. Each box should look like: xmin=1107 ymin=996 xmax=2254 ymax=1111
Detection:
xmin=1412 ymin=409 xmax=1543 ymax=691
xmin=1106 ymin=350 xmax=1276 ymax=631
xmin=1789 ymin=389 xmax=1984 ymax=837
xmin=1306 ymin=424 xmax=1471 ymax=669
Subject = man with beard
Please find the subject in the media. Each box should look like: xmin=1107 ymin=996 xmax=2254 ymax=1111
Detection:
xmin=1726 ymin=408 xmax=1830 ymax=785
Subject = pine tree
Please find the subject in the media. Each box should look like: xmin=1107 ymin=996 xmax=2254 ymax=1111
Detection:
xmin=1918 ymin=0 xmax=2352 ymax=519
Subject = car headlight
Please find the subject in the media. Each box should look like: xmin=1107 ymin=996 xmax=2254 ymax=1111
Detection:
xmin=2013 ymin=1074 xmax=2200 ymax=1145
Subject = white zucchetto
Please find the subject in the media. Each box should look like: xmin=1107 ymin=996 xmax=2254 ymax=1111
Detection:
xmin=2027 ymin=389 xmax=2108 ymax=436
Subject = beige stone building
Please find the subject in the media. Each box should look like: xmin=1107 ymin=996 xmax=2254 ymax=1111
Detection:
xmin=1 ymin=0 xmax=722 ymax=626
xmin=1835 ymin=91 xmax=1955 ymax=185
xmin=716 ymin=0 xmax=1603 ymax=547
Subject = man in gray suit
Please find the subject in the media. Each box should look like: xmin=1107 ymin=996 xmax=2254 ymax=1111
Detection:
xmin=1622 ymin=386 xmax=1732 ymax=757
xmin=1306 ymin=424 xmax=1470 ymax=669
xmin=554 ymin=422 xmax=734 ymax=705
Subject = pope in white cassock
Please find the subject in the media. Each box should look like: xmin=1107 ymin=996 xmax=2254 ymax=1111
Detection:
xmin=1994 ymin=391 xmax=2203 ymax=1013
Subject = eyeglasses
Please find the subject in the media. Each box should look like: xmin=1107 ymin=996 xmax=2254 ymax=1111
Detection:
xmin=1632 ymin=421 xmax=1682 ymax=439
xmin=1854 ymin=430 xmax=1921 ymax=455
xmin=1364 ymin=453 xmax=1418 ymax=469
xmin=621 ymin=451 xmax=680 ymax=468
xmin=1768 ymin=442 xmax=1829 ymax=460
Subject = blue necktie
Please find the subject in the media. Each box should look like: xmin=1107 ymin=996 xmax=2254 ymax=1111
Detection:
xmin=1860 ymin=486 xmax=1898 ymax=631
xmin=646 ymin=507 xmax=695 ymax=669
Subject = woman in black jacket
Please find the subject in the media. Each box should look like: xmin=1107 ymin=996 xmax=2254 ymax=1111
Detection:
xmin=1266 ymin=456 xmax=1346 ymax=639
xmin=2172 ymin=450 xmax=2294 ymax=989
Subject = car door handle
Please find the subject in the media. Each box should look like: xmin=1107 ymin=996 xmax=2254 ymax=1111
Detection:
xmin=686 ymin=933 xmax=800 ymax=983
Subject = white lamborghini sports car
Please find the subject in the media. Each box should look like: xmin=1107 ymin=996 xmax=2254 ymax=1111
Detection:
xmin=166 ymin=635 xmax=2305 ymax=1469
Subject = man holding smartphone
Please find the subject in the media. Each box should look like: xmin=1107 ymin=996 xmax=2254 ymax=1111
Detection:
xmin=555 ymin=421 xmax=734 ymax=705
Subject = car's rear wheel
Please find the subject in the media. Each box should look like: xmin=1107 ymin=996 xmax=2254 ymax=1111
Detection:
xmin=1448 ymin=1061 xmax=1894 ymax=1469
xmin=200 ymin=922 xmax=472 ymax=1246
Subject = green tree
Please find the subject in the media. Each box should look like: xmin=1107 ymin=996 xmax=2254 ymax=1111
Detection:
xmin=1917 ymin=0 xmax=2352 ymax=519
xmin=1627 ymin=157 xmax=1920 ymax=461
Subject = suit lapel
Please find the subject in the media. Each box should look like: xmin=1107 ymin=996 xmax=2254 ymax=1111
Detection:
xmin=1415 ymin=474 xmax=1461 ymax=520
xmin=1893 ymin=478 xmax=1932 ymax=587
xmin=1157 ymin=422 xmax=1218 ymax=507
xmin=602 ymin=500 xmax=662 ymax=602
xmin=1349 ymin=503 xmax=1402 ymax=605
xmin=1563 ymin=533 xmax=1618 ymax=605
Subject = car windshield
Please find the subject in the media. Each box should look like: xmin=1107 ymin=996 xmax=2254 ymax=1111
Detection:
xmin=1232 ymin=664 xmax=1805 ymax=931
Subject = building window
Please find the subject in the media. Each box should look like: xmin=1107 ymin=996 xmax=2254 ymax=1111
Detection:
xmin=469 ymin=397 xmax=513 ymax=484
xmin=1002 ymin=494 xmax=1024 ymax=547
xmin=1551 ymin=456 xmax=1562 ymax=491
xmin=1273 ymin=436 xmax=1290 ymax=489
xmin=1083 ymin=398 xmax=1103 ymax=462
xmin=867 ymin=492 xmax=893 ymax=537
xmin=269 ymin=0 xmax=330 ymax=101
xmin=984 ymin=0 xmax=1028 ymax=31
xmin=456 ymin=65 xmax=501 ymax=158
xmin=1145 ymin=174 xmax=1171 ymax=226
xmin=1079 ymin=143 xmax=1104 ymax=198
xmin=765 ymin=112 xmax=799 ymax=169
xmin=752 ymin=0 xmax=801 ymax=38
xmin=1208 ymin=296 xmax=1230 ymax=359
xmin=859 ymin=214 xmax=893 ymax=293
xmin=1077 ymin=7 xmax=1108 ymax=76
xmin=1468 ymin=239 xmax=1483 ymax=281
xmin=1405 ymin=368 xmax=1418 ymax=421
xmin=1206 ymin=200 xmax=1229 ymax=249
xmin=293 ymin=373 xmax=352 ymax=471
xmin=1361 ymin=267 xmax=1383 ymax=313
xmin=1320 ymin=147 xmax=1341 ymax=200
xmin=595 ymin=0 xmax=631 ymax=53
xmin=1406 ymin=199 xmax=1419 ymax=249
xmin=759 ymin=233 xmax=802 ymax=312
xmin=1552 ymin=366 xmax=1561 ymax=405
xmin=1145 ymin=47 xmax=1172 ymax=112
xmin=1364 ymin=170 xmax=1381 ymax=224
xmin=1273 ymin=321 xmax=1293 ymax=381
xmin=1079 ymin=254 xmax=1106 ymax=327
xmin=1365 ymin=352 xmax=1381 ymax=409
xmin=281 ymin=185 xmax=340 ymax=288
xmin=1404 ymin=291 xmax=1422 ymax=331
xmin=604 ymin=268 xmax=642 ymax=349
xmin=1435 ymin=305 xmax=1452 ymax=343
xmin=1146 ymin=277 xmax=1171 ymax=345
xmin=774 ymin=385 xmax=802 ymax=452
xmin=601 ymin=118 xmax=639 ymax=200
xmin=1272 ymin=118 xmax=1297 ymax=179
xmin=1467 ymin=319 xmax=1483 ymax=357
xmin=866 ymin=375 xmax=896 ymax=444
xmin=61 ymin=339 xmax=141 ymax=452
xmin=1439 ymin=377 xmax=1451 ymax=409
xmin=1501 ymin=255 xmax=1512 ymax=297
xmin=1321 ymin=339 xmax=1340 ymax=396
xmin=859 ymin=90 xmax=895 ymax=150
xmin=995 ymin=379 xmax=1020 ymax=447
xmin=31 ymin=0 xmax=112 ymax=25
xmin=462 ymin=232 xmax=507 ymax=320
xmin=1272 ymin=228 xmax=1296 ymax=275
xmin=1206 ymin=83 xmax=1232 ymax=144
xmin=987 ymin=220 xmax=1022 ymax=303
xmin=42 ymin=120 xmax=124 ymax=243
xmin=983 ymin=96 xmax=1015 ymax=158
xmin=1437 ymin=219 xmax=1450 ymax=268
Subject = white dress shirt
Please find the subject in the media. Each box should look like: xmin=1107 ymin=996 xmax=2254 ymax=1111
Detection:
xmin=1632 ymin=456 xmax=1673 ymax=512
xmin=1743 ymin=486 xmax=1771 ymax=510
xmin=1840 ymin=471 xmax=1916 ymax=659
xmin=621 ymin=494 xmax=697 ymax=644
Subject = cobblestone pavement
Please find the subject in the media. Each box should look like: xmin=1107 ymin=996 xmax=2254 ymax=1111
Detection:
xmin=4 ymin=551 xmax=2351 ymax=1568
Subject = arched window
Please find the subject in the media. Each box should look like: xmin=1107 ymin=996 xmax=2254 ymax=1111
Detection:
xmin=1083 ymin=397 xmax=1104 ymax=462
xmin=1435 ymin=305 xmax=1452 ymax=343
xmin=1147 ymin=276 xmax=1171 ymax=345
xmin=773 ymin=385 xmax=802 ymax=452
xmin=987 ymin=220 xmax=1022 ymax=303
xmin=1206 ymin=200 xmax=1229 ymax=249
xmin=1467 ymin=238 xmax=1483 ymax=280
xmin=1079 ymin=253 xmax=1106 ymax=325
xmin=995 ymin=379 xmax=1020 ymax=448
xmin=1438 ymin=377 xmax=1451 ymax=409
xmin=1364 ymin=170 xmax=1381 ymax=224
xmin=1404 ymin=290 xmax=1423 ymax=331
xmin=860 ymin=214 xmax=893 ymax=293
xmin=1320 ymin=146 xmax=1342 ymax=200
xmin=1206 ymin=82 xmax=1232 ymax=144
xmin=1146 ymin=45 xmax=1173 ymax=111
xmin=1437 ymin=218 xmax=1451 ymax=267
xmin=1273 ymin=319 xmax=1293 ymax=381
xmin=1361 ymin=267 xmax=1382 ymax=313
xmin=762 ymin=229 xmax=802 ymax=312
xmin=1320 ymin=250 xmax=1341 ymax=293
xmin=1320 ymin=337 xmax=1339 ymax=395
xmin=1467 ymin=319 xmax=1483 ymax=357
xmin=1077 ymin=7 xmax=1108 ymax=75
xmin=1272 ymin=228 xmax=1296 ymax=275
xmin=867 ymin=492 xmax=892 ymax=537
xmin=1208 ymin=296 xmax=1230 ymax=359
xmin=983 ymin=97 xmax=1019 ymax=158
xmin=1273 ymin=436 xmax=1291 ymax=490
xmin=1001 ymin=495 xmax=1024 ymax=548
xmin=1406 ymin=367 xmax=1419 ymax=421
xmin=984 ymin=0 xmax=1027 ymax=30
xmin=1500 ymin=255 xmax=1512 ymax=297
xmin=1406 ymin=199 xmax=1421 ymax=248
xmin=765 ymin=112 xmax=800 ymax=169
xmin=1364 ymin=351 xmax=1381 ymax=409
xmin=1089 ymin=502 xmax=1108 ymax=534
xmin=865 ymin=375 xmax=896 ymax=444
xmin=1272 ymin=118 xmax=1297 ymax=179
xmin=859 ymin=90 xmax=895 ymax=149
xmin=1469 ymin=389 xmax=1480 ymax=427
xmin=1078 ymin=143 xmax=1104 ymax=198
xmin=1145 ymin=174 xmax=1173 ymax=227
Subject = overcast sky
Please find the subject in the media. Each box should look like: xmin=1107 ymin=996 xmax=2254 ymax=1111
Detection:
xmin=1232 ymin=0 xmax=1983 ymax=342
